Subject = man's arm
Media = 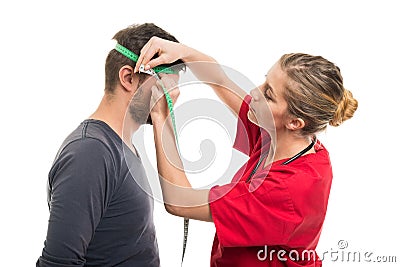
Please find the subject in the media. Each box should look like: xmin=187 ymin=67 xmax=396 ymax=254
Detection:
xmin=37 ymin=139 xmax=112 ymax=267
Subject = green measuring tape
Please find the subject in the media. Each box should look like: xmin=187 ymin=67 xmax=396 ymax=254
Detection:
xmin=115 ymin=43 xmax=189 ymax=265
xmin=115 ymin=43 xmax=178 ymax=75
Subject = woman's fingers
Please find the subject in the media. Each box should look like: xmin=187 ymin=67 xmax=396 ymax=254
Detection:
xmin=151 ymin=84 xmax=163 ymax=103
xmin=135 ymin=37 xmax=181 ymax=73
xmin=150 ymin=84 xmax=164 ymax=113
xmin=145 ymin=55 xmax=167 ymax=71
xmin=151 ymin=75 xmax=180 ymax=115
xmin=159 ymin=75 xmax=180 ymax=103
xmin=135 ymin=38 xmax=157 ymax=72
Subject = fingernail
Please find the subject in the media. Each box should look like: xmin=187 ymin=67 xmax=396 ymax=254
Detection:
xmin=145 ymin=64 xmax=151 ymax=70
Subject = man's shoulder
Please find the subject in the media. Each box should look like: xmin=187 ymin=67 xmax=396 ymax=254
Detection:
xmin=57 ymin=119 xmax=122 ymax=158
xmin=48 ymin=120 xmax=122 ymax=187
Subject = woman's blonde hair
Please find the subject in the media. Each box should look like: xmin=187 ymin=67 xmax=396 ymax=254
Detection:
xmin=279 ymin=53 xmax=358 ymax=135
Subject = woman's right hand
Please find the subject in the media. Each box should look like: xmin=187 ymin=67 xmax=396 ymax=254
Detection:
xmin=136 ymin=36 xmax=246 ymax=117
xmin=134 ymin=37 xmax=185 ymax=73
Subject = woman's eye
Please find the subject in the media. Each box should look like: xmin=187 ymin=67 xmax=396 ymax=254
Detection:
xmin=264 ymin=91 xmax=272 ymax=101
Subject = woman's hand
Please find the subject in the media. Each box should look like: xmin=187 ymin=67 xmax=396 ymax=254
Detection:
xmin=138 ymin=36 xmax=245 ymax=119
xmin=134 ymin=37 xmax=185 ymax=73
xmin=150 ymin=74 xmax=213 ymax=223
xmin=150 ymin=74 xmax=180 ymax=121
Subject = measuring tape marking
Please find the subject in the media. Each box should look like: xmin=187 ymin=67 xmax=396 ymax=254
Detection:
xmin=115 ymin=43 xmax=189 ymax=265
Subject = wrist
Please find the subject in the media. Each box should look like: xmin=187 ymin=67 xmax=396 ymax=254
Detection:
xmin=180 ymin=44 xmax=193 ymax=62
xmin=151 ymin=112 xmax=168 ymax=124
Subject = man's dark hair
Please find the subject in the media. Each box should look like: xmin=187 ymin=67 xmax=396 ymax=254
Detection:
xmin=105 ymin=23 xmax=185 ymax=93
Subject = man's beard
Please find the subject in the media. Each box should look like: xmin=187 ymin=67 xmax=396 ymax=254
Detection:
xmin=129 ymin=106 xmax=152 ymax=125
xmin=128 ymin=87 xmax=153 ymax=125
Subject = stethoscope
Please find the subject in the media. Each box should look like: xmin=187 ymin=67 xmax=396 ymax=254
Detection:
xmin=246 ymin=136 xmax=317 ymax=183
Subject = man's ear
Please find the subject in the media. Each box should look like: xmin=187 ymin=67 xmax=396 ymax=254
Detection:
xmin=285 ymin=117 xmax=306 ymax=131
xmin=119 ymin=65 xmax=138 ymax=93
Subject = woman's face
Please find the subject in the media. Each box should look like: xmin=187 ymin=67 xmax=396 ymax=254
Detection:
xmin=248 ymin=61 xmax=289 ymax=132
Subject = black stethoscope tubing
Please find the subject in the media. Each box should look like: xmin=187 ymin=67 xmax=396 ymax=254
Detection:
xmin=246 ymin=136 xmax=317 ymax=183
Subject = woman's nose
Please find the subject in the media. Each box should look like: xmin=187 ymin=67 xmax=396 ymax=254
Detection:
xmin=250 ymin=88 xmax=260 ymax=101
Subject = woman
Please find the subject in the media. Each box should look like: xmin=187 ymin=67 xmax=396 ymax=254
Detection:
xmin=135 ymin=37 xmax=358 ymax=266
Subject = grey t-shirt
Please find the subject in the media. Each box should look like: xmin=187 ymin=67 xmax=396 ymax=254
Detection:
xmin=37 ymin=119 xmax=159 ymax=267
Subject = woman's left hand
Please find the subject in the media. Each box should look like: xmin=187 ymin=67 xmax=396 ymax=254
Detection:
xmin=150 ymin=74 xmax=180 ymax=121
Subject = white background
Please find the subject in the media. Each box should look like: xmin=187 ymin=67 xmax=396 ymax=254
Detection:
xmin=1 ymin=0 xmax=399 ymax=266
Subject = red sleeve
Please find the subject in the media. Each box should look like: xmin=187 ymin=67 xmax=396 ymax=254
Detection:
xmin=233 ymin=95 xmax=261 ymax=156
xmin=209 ymin=175 xmax=302 ymax=247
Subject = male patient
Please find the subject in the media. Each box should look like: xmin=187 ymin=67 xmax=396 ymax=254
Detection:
xmin=37 ymin=23 xmax=183 ymax=267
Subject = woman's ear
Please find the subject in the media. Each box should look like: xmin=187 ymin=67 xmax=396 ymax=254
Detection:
xmin=285 ymin=117 xmax=306 ymax=131
xmin=119 ymin=65 xmax=138 ymax=92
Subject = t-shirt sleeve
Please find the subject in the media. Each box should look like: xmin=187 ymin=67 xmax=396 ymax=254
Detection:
xmin=209 ymin=176 xmax=302 ymax=247
xmin=37 ymin=138 xmax=115 ymax=267
xmin=233 ymin=95 xmax=261 ymax=156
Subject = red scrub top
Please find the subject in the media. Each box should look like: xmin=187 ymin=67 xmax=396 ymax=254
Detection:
xmin=209 ymin=95 xmax=333 ymax=267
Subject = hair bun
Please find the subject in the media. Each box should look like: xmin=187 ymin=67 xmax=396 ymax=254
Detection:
xmin=329 ymin=89 xmax=358 ymax=127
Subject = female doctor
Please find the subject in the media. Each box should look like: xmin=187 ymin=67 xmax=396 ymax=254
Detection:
xmin=135 ymin=37 xmax=358 ymax=266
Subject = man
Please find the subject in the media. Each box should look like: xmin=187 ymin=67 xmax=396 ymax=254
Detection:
xmin=37 ymin=23 xmax=184 ymax=267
